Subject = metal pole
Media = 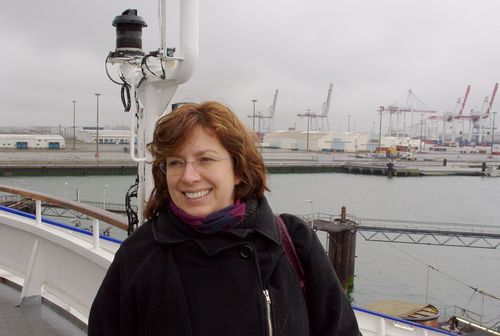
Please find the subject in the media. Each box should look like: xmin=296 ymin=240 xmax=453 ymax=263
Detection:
xmin=251 ymin=99 xmax=257 ymax=132
xmin=103 ymin=184 xmax=108 ymax=209
xmin=491 ymin=112 xmax=496 ymax=154
xmin=95 ymin=93 xmax=101 ymax=158
xmin=420 ymin=114 xmax=424 ymax=152
xmin=306 ymin=109 xmax=310 ymax=151
xmin=378 ymin=109 xmax=382 ymax=149
xmin=72 ymin=100 xmax=76 ymax=151
xmin=258 ymin=112 xmax=261 ymax=137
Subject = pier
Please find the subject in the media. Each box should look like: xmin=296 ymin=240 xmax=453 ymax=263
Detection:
xmin=1 ymin=148 xmax=499 ymax=176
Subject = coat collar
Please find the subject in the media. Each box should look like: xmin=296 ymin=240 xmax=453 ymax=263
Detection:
xmin=151 ymin=197 xmax=281 ymax=255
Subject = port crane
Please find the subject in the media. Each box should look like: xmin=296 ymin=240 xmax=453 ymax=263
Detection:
xmin=378 ymin=90 xmax=436 ymax=138
xmin=296 ymin=83 xmax=333 ymax=132
xmin=428 ymin=84 xmax=470 ymax=143
xmin=247 ymin=89 xmax=279 ymax=135
xmin=316 ymin=83 xmax=333 ymax=131
xmin=260 ymin=89 xmax=279 ymax=133
xmin=456 ymin=83 xmax=498 ymax=144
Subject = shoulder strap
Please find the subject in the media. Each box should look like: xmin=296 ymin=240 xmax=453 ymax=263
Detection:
xmin=275 ymin=215 xmax=306 ymax=292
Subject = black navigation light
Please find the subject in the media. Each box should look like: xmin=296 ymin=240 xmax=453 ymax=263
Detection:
xmin=112 ymin=9 xmax=147 ymax=55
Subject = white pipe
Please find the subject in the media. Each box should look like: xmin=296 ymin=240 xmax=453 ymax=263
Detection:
xmin=132 ymin=0 xmax=199 ymax=224
xmin=130 ymin=111 xmax=146 ymax=163
xmin=159 ymin=0 xmax=167 ymax=54
xmin=173 ymin=0 xmax=199 ymax=84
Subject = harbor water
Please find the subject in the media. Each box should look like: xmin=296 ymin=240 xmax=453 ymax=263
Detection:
xmin=1 ymin=173 xmax=499 ymax=324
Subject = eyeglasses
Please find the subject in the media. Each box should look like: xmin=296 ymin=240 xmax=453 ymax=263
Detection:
xmin=158 ymin=156 xmax=231 ymax=175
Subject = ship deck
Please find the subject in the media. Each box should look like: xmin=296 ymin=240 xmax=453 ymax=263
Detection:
xmin=0 ymin=280 xmax=86 ymax=336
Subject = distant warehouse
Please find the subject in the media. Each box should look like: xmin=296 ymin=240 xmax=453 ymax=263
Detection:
xmin=0 ymin=134 xmax=65 ymax=149
xmin=76 ymin=127 xmax=130 ymax=145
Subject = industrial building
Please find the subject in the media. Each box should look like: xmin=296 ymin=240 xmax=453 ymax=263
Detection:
xmin=75 ymin=127 xmax=131 ymax=145
xmin=0 ymin=134 xmax=65 ymax=149
xmin=263 ymin=130 xmax=331 ymax=151
xmin=262 ymin=130 xmax=425 ymax=153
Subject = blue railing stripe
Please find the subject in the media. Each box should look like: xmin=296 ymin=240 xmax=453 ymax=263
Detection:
xmin=0 ymin=205 xmax=123 ymax=244
xmin=353 ymin=306 xmax=455 ymax=335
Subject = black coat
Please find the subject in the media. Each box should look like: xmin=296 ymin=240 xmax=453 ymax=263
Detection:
xmin=88 ymin=198 xmax=360 ymax=335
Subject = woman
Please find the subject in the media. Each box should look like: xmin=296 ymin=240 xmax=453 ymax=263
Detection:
xmin=88 ymin=101 xmax=360 ymax=335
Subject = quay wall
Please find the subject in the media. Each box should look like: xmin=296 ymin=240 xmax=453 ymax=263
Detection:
xmin=1 ymin=148 xmax=497 ymax=177
xmin=0 ymin=164 xmax=346 ymax=176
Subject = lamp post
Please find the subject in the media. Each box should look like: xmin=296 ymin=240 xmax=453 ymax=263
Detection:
xmin=306 ymin=109 xmax=311 ymax=151
xmin=491 ymin=112 xmax=497 ymax=154
xmin=72 ymin=100 xmax=77 ymax=150
xmin=95 ymin=93 xmax=101 ymax=158
xmin=419 ymin=114 xmax=424 ymax=152
xmin=103 ymin=184 xmax=109 ymax=209
xmin=378 ymin=108 xmax=383 ymax=150
xmin=251 ymin=99 xmax=257 ymax=132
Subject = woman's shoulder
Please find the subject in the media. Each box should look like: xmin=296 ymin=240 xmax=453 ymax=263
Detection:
xmin=117 ymin=219 xmax=156 ymax=255
xmin=275 ymin=213 xmax=314 ymax=244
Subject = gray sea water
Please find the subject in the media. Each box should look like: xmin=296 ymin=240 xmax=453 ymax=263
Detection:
xmin=1 ymin=173 xmax=499 ymax=324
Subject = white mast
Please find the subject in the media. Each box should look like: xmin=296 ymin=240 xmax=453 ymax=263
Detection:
xmin=107 ymin=0 xmax=199 ymax=224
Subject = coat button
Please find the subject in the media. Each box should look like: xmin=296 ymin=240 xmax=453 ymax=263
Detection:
xmin=239 ymin=245 xmax=253 ymax=259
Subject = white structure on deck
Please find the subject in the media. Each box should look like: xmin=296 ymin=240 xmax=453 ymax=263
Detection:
xmin=0 ymin=134 xmax=65 ymax=149
xmin=75 ymin=127 xmax=131 ymax=145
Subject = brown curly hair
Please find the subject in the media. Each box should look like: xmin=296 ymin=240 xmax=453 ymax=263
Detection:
xmin=144 ymin=101 xmax=269 ymax=219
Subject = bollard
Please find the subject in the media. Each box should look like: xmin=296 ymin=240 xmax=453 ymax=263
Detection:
xmin=327 ymin=207 xmax=357 ymax=297
xmin=386 ymin=162 xmax=395 ymax=176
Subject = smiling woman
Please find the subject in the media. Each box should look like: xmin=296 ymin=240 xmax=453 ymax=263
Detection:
xmin=88 ymin=101 xmax=361 ymax=336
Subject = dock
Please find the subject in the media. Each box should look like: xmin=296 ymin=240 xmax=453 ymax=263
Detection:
xmin=0 ymin=148 xmax=498 ymax=177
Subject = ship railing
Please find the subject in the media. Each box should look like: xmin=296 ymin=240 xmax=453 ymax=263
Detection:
xmin=359 ymin=217 xmax=500 ymax=235
xmin=0 ymin=183 xmax=128 ymax=325
xmin=440 ymin=305 xmax=482 ymax=323
xmin=301 ymin=212 xmax=360 ymax=226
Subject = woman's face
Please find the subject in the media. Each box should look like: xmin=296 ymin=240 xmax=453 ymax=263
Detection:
xmin=166 ymin=126 xmax=241 ymax=217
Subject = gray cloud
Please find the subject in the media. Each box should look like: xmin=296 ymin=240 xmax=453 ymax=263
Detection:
xmin=1 ymin=0 xmax=499 ymax=133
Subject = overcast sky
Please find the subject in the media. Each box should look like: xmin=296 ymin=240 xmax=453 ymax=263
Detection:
xmin=2 ymin=0 xmax=499 ymax=133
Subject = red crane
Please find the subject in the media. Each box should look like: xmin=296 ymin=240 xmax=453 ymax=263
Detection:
xmin=483 ymin=82 xmax=498 ymax=119
xmin=450 ymin=84 xmax=471 ymax=122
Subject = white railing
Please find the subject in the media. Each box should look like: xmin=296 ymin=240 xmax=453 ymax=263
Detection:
xmin=0 ymin=184 xmax=127 ymax=325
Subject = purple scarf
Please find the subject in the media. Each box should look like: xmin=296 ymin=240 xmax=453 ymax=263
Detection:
xmin=169 ymin=199 xmax=247 ymax=234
